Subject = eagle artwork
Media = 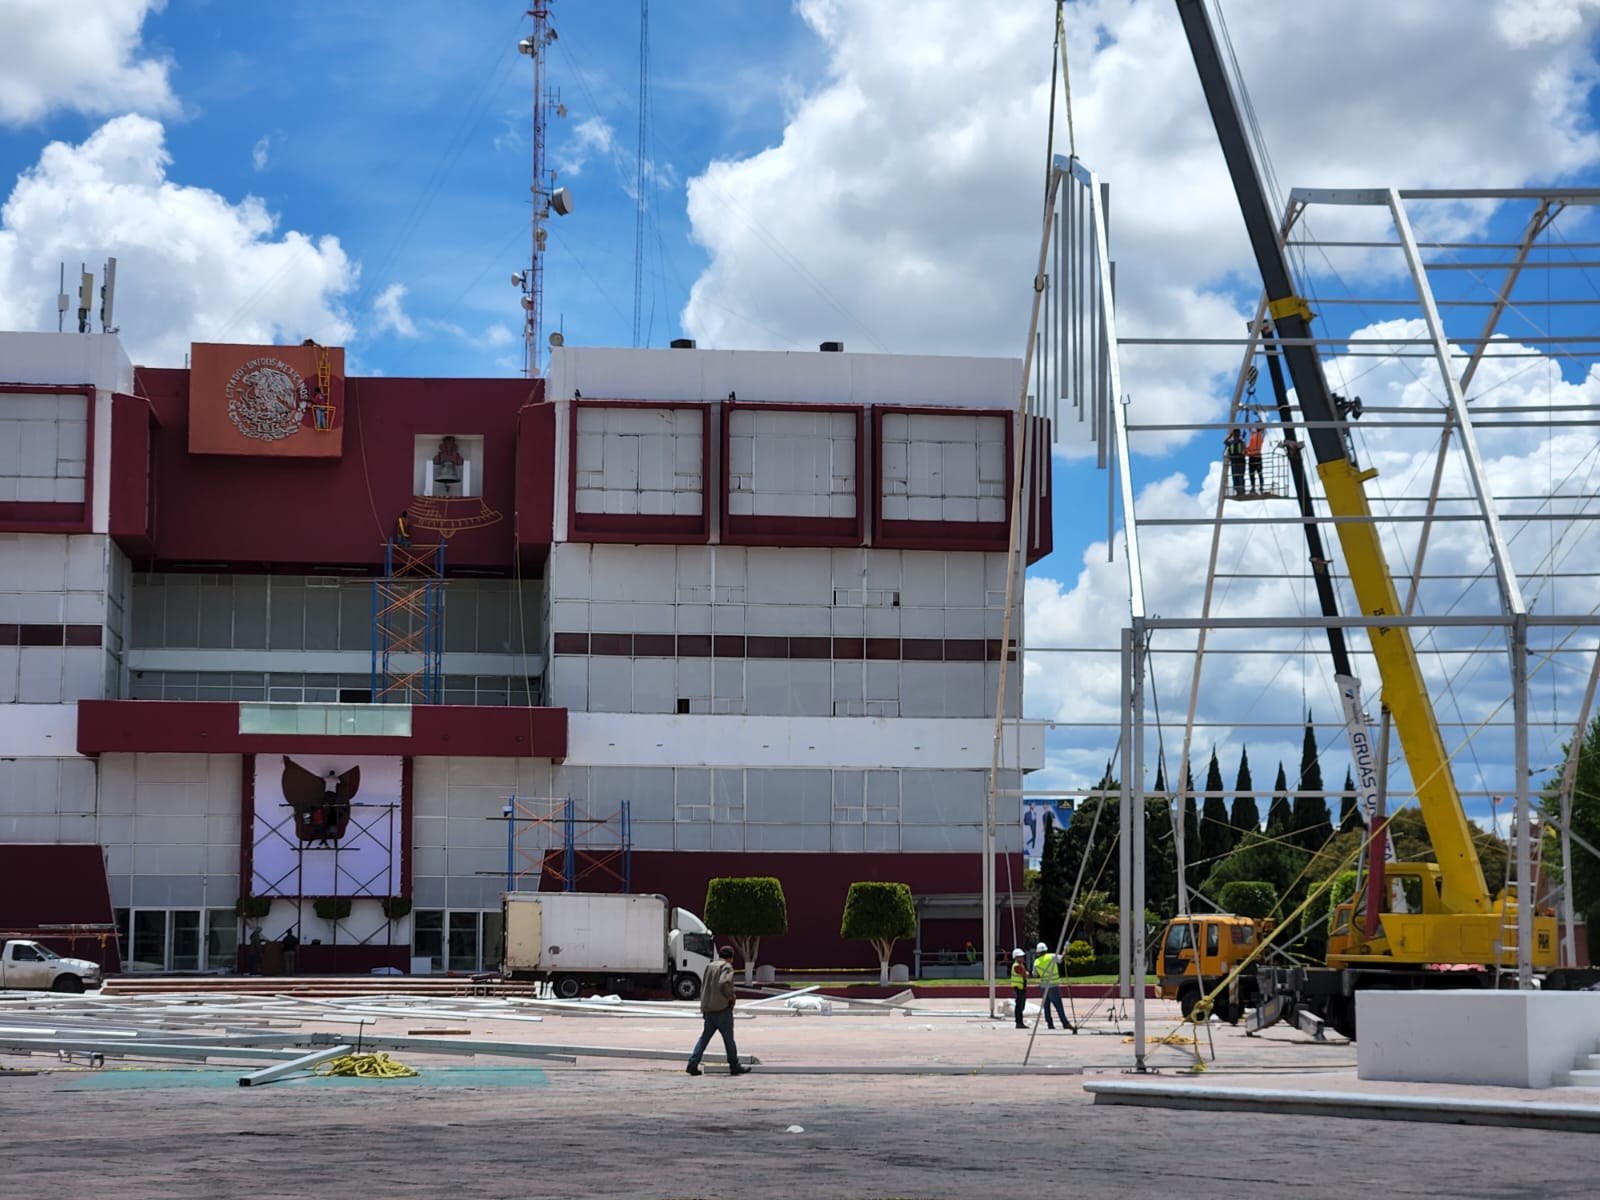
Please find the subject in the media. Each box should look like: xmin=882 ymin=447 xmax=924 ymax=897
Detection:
xmin=281 ymin=756 xmax=361 ymax=847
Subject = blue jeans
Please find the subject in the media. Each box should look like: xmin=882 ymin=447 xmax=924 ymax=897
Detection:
xmin=1040 ymin=984 xmax=1069 ymax=1029
xmin=688 ymin=1007 xmax=739 ymax=1070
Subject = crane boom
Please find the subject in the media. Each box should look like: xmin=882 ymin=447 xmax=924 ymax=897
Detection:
xmin=1174 ymin=0 xmax=1490 ymax=915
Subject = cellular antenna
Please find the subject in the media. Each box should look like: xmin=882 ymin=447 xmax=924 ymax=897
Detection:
xmin=100 ymin=256 xmax=118 ymax=334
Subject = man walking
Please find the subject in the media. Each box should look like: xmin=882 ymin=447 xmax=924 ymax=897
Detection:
xmin=686 ymin=946 xmax=750 ymax=1076
xmin=1034 ymin=942 xmax=1074 ymax=1032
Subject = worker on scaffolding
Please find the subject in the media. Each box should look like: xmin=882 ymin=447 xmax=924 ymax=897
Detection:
xmin=1245 ymin=420 xmax=1266 ymax=495
xmin=1223 ymin=427 xmax=1247 ymax=498
xmin=393 ymin=510 xmax=412 ymax=548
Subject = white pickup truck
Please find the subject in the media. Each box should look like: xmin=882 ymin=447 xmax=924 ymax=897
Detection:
xmin=0 ymin=939 xmax=103 ymax=993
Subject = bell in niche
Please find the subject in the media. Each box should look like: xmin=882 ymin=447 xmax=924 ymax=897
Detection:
xmin=433 ymin=435 xmax=464 ymax=496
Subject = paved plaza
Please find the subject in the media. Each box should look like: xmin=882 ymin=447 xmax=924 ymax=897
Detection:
xmin=2 ymin=993 xmax=1595 ymax=1199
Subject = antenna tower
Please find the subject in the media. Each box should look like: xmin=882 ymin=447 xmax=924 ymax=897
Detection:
xmin=631 ymin=0 xmax=648 ymax=347
xmin=517 ymin=5 xmax=566 ymax=377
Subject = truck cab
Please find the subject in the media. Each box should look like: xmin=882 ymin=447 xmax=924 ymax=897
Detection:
xmin=1155 ymin=914 xmax=1258 ymax=1023
xmin=668 ymin=907 xmax=716 ymax=1000
xmin=0 ymin=938 xmax=103 ymax=993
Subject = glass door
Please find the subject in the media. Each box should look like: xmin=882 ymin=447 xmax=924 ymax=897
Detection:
xmin=131 ymin=910 xmax=167 ymax=972
xmin=171 ymin=910 xmax=201 ymax=971
xmin=447 ymin=911 xmax=481 ymax=972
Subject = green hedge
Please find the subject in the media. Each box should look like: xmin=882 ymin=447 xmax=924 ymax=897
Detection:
xmin=1063 ymin=940 xmax=1094 ymax=970
xmin=1218 ymin=881 xmax=1277 ymax=919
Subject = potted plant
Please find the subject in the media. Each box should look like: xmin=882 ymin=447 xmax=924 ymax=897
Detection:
xmin=381 ymin=896 xmax=413 ymax=921
xmin=313 ymin=896 xmax=353 ymax=922
xmin=235 ymin=895 xmax=272 ymax=920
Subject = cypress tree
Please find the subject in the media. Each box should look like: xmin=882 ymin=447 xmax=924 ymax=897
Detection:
xmin=1266 ymin=763 xmax=1292 ymax=837
xmin=1230 ymin=745 xmax=1260 ymax=834
xmin=1182 ymin=761 xmax=1201 ymax=892
xmin=1200 ymin=747 xmax=1236 ymax=868
xmin=1339 ymin=766 xmax=1361 ymax=834
xmin=1291 ymin=716 xmax=1334 ymax=851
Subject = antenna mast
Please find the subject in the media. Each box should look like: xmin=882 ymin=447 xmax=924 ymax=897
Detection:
xmin=517 ymin=5 xmax=567 ymax=378
xmin=632 ymin=0 xmax=648 ymax=347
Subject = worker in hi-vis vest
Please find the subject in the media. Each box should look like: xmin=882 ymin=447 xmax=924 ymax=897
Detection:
xmin=1034 ymin=942 xmax=1074 ymax=1032
xmin=1009 ymin=948 xmax=1029 ymax=1029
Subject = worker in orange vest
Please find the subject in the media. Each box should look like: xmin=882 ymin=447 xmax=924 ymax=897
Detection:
xmin=1244 ymin=422 xmax=1266 ymax=494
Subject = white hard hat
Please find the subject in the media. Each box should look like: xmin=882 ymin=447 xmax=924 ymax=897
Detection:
xmin=1011 ymin=948 xmax=1025 ymax=958
xmin=1036 ymin=942 xmax=1049 ymax=953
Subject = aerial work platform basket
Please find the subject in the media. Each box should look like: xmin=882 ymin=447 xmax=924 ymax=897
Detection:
xmin=1222 ymin=445 xmax=1291 ymax=501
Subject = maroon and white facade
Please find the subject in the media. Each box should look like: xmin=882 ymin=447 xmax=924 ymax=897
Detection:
xmin=0 ymin=332 xmax=1047 ymax=974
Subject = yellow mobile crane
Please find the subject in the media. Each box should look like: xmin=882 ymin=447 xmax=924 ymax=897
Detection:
xmin=1172 ymin=0 xmax=1557 ymax=1038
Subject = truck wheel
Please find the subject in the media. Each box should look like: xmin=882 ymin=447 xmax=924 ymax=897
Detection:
xmin=52 ymin=974 xmax=85 ymax=994
xmin=672 ymin=972 xmax=701 ymax=1002
xmin=1178 ymin=986 xmax=1201 ymax=1020
xmin=1323 ymin=996 xmax=1357 ymax=1040
xmin=552 ymin=975 xmax=584 ymax=1000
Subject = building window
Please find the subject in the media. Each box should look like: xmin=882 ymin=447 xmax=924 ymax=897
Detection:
xmin=115 ymin=907 xmax=240 ymax=973
xmin=413 ymin=909 xmax=501 ymax=974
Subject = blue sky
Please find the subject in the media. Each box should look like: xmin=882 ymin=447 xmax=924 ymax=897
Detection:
xmin=6 ymin=0 xmax=1600 ymax=833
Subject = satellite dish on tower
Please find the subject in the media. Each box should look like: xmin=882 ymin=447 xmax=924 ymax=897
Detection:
xmin=550 ymin=187 xmax=574 ymax=217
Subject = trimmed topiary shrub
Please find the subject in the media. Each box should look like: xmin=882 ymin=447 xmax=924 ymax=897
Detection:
xmin=841 ymin=882 xmax=916 ymax=985
xmin=704 ymin=877 xmax=788 ymax=983
xmin=1218 ymin=880 xmax=1278 ymax=920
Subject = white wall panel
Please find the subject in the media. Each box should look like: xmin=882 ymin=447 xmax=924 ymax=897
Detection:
xmin=632 ymin=822 xmax=674 ymax=850
xmin=587 ymin=657 xmax=632 ymax=713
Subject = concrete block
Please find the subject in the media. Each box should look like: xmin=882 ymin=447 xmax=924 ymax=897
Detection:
xmin=1357 ymin=989 xmax=1600 ymax=1088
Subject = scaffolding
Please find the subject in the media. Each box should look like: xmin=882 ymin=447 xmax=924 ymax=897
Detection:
xmin=371 ymin=538 xmax=445 ymax=704
xmin=500 ymin=796 xmax=632 ymax=894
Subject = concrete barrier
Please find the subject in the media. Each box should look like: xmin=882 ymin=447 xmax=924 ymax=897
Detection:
xmin=1357 ymin=989 xmax=1600 ymax=1088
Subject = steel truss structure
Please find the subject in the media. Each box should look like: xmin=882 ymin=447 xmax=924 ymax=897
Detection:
xmin=1029 ymin=162 xmax=1600 ymax=1069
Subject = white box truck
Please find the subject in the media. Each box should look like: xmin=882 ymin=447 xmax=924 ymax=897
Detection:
xmin=502 ymin=892 xmax=715 ymax=1001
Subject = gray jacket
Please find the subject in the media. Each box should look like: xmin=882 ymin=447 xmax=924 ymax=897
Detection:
xmin=701 ymin=959 xmax=737 ymax=1013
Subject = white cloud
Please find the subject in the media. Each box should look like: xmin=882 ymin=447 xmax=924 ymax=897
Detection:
xmin=0 ymin=0 xmax=177 ymax=126
xmin=555 ymin=116 xmax=618 ymax=178
xmin=252 ymin=135 xmax=271 ymax=172
xmin=680 ymin=0 xmax=1600 ymax=379
xmin=0 ymin=115 xmax=356 ymax=366
xmin=1023 ymin=325 xmax=1600 ymax=806
xmin=372 ymin=282 xmax=418 ymax=338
